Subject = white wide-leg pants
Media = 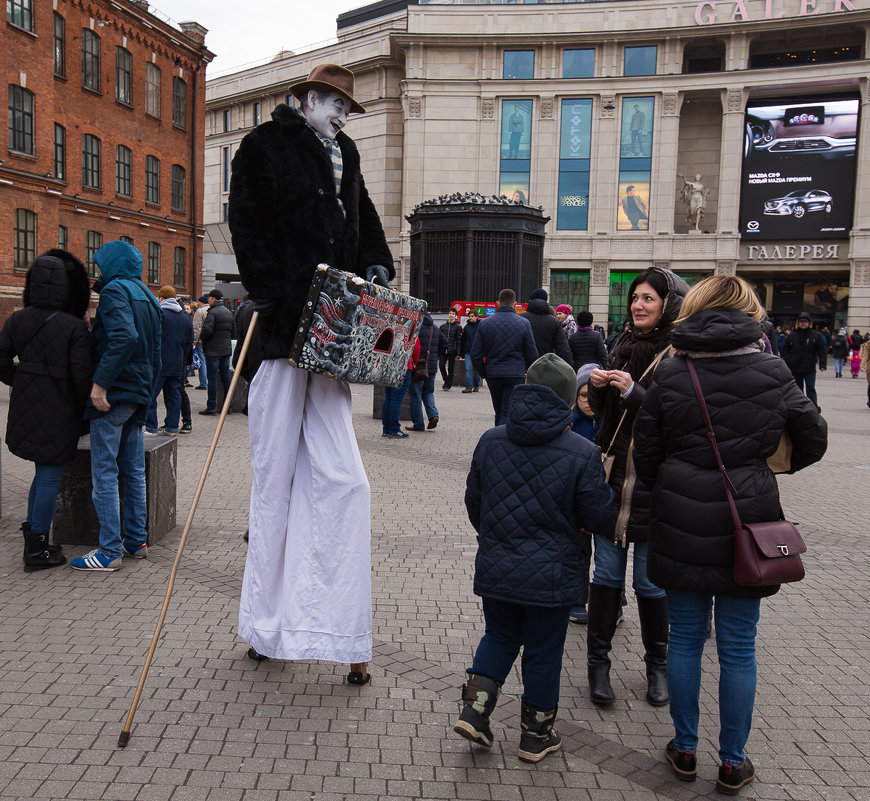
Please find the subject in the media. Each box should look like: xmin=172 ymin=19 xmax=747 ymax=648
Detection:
xmin=239 ymin=360 xmax=372 ymax=663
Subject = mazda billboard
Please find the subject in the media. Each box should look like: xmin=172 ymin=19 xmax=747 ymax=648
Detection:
xmin=739 ymin=96 xmax=859 ymax=240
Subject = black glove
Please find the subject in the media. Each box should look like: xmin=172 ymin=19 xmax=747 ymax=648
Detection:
xmin=365 ymin=264 xmax=391 ymax=288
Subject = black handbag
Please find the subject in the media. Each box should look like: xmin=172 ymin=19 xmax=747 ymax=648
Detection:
xmin=686 ymin=357 xmax=806 ymax=587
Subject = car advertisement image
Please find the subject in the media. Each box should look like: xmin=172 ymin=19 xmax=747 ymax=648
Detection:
xmin=739 ymin=96 xmax=859 ymax=240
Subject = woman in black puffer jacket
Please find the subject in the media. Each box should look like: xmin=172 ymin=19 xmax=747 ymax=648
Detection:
xmin=586 ymin=266 xmax=688 ymax=709
xmin=0 ymin=251 xmax=93 ymax=572
xmin=634 ymin=275 xmax=826 ymax=793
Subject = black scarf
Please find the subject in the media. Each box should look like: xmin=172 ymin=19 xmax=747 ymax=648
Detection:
xmin=596 ymin=323 xmax=674 ymax=448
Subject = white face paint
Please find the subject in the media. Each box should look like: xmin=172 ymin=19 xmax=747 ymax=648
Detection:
xmin=304 ymin=90 xmax=349 ymax=140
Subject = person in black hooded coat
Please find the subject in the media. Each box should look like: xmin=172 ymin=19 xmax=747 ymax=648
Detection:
xmin=0 ymin=251 xmax=92 ymax=571
xmin=585 ymin=266 xmax=689 ymax=709
xmin=633 ymin=275 xmax=826 ymax=793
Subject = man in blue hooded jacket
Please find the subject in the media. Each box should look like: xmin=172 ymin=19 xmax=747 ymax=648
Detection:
xmin=70 ymin=241 xmax=162 ymax=572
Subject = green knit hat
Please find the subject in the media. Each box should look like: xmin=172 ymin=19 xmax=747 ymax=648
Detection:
xmin=526 ymin=353 xmax=577 ymax=407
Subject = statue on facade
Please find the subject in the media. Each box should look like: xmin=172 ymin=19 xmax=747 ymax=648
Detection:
xmin=679 ymin=173 xmax=709 ymax=231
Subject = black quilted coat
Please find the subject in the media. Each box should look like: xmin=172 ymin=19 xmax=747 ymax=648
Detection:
xmin=634 ymin=308 xmax=828 ymax=599
xmin=465 ymin=384 xmax=615 ymax=606
xmin=0 ymin=255 xmax=93 ymax=465
xmin=228 ymin=104 xmax=394 ymax=360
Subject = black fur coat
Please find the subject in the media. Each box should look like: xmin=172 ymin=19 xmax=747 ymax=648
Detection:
xmin=228 ymin=104 xmax=394 ymax=360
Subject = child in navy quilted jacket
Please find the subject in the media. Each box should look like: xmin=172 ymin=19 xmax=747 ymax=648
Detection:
xmin=455 ymin=354 xmax=614 ymax=763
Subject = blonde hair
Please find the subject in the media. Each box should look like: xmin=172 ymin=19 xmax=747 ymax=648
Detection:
xmin=675 ymin=275 xmax=765 ymax=326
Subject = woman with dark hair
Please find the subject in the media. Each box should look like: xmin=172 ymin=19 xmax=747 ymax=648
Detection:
xmin=634 ymin=275 xmax=826 ymax=794
xmin=586 ymin=266 xmax=688 ymax=707
xmin=0 ymin=250 xmax=93 ymax=571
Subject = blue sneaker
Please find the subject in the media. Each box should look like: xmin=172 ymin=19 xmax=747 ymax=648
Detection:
xmin=121 ymin=542 xmax=148 ymax=559
xmin=69 ymin=549 xmax=122 ymax=571
xmin=569 ymin=605 xmax=588 ymax=624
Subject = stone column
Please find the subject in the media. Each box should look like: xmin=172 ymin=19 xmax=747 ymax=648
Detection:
xmin=589 ymin=260 xmax=610 ymax=327
xmin=718 ymin=87 xmax=746 ymax=233
xmin=590 ymin=94 xmax=618 ymax=233
xmin=654 ymin=92 xmax=683 ymax=234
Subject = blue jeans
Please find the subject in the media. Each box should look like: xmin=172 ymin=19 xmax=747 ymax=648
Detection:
xmin=26 ymin=463 xmax=66 ymax=533
xmin=146 ymin=374 xmax=182 ymax=432
xmin=791 ymin=370 xmax=818 ymax=407
xmin=89 ymin=402 xmax=147 ymax=559
xmin=470 ymin=597 xmax=572 ymax=710
xmin=464 ymin=354 xmax=481 ymax=389
xmin=382 ymin=369 xmax=413 ymax=435
xmin=666 ymin=591 xmax=760 ymax=766
xmin=486 ymin=375 xmax=523 ymax=426
xmin=193 ymin=343 xmax=207 ymax=388
xmin=206 ymin=355 xmax=232 ymax=412
xmin=592 ymin=535 xmax=665 ymax=599
xmin=833 ymin=357 xmax=845 ymax=375
xmin=408 ymin=373 xmax=438 ymax=429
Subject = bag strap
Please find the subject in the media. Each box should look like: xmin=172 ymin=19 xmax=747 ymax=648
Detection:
xmin=602 ymin=345 xmax=671 ymax=458
xmin=685 ymin=357 xmax=743 ymax=532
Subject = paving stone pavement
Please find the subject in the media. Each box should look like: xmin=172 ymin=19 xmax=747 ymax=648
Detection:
xmin=0 ymin=369 xmax=868 ymax=801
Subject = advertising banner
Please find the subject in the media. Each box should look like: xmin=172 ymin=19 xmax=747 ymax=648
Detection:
xmin=739 ymin=96 xmax=859 ymax=240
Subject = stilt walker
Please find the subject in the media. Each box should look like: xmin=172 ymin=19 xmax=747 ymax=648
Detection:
xmin=228 ymin=63 xmax=398 ymax=684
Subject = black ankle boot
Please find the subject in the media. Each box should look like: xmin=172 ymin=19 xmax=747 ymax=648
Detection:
xmin=24 ymin=530 xmax=67 ymax=572
xmin=637 ymin=595 xmax=669 ymax=707
xmin=587 ymin=584 xmax=623 ymax=705
xmin=453 ymin=673 xmax=501 ymax=747
xmin=21 ymin=522 xmax=63 ymax=562
xmin=518 ymin=703 xmax=562 ymax=763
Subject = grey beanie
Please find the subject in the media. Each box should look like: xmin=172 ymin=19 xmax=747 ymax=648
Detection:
xmin=529 ymin=288 xmax=548 ymax=301
xmin=526 ymin=353 xmax=577 ymax=407
xmin=576 ymin=362 xmax=599 ymax=392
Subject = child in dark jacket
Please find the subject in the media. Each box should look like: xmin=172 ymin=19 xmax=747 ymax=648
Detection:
xmin=568 ymin=362 xmax=603 ymax=625
xmin=457 ymin=354 xmax=614 ymax=763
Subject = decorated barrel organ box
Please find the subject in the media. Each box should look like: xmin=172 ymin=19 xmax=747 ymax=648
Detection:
xmin=289 ymin=264 xmax=428 ymax=388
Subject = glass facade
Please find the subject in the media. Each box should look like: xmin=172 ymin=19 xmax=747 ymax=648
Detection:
xmin=499 ymin=100 xmax=531 ymax=201
xmin=86 ymin=231 xmax=102 ymax=277
xmin=116 ymin=47 xmax=133 ymax=105
xmin=617 ymin=97 xmax=654 ymax=230
xmin=116 ymin=145 xmax=132 ymax=196
xmin=563 ymin=49 xmax=594 ymax=79
xmin=82 ymin=30 xmax=101 ymax=92
xmin=550 ymin=271 xmax=590 ymax=311
xmin=14 ymin=209 xmax=36 ymax=268
xmin=624 ymin=45 xmax=657 ymax=76
xmin=557 ymin=99 xmax=593 ymax=230
xmin=83 ymin=134 xmax=101 ymax=189
xmin=171 ymin=164 xmax=185 ymax=211
xmin=146 ymin=155 xmax=160 ymax=204
xmin=145 ymin=63 xmax=161 ymax=117
xmin=8 ymin=85 xmax=34 ymax=155
xmin=503 ymin=51 xmax=534 ymax=80
xmin=53 ymin=13 xmax=66 ymax=77
xmin=147 ymin=242 xmax=161 ymax=284
xmin=174 ymin=247 xmax=186 ymax=286
xmin=173 ymin=77 xmax=187 ymax=128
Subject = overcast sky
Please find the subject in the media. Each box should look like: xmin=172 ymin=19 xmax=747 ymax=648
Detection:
xmin=149 ymin=0 xmax=364 ymax=75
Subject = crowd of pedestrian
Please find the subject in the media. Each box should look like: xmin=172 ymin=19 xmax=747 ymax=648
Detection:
xmin=0 ymin=242 xmax=239 ymax=573
xmin=433 ymin=269 xmax=831 ymax=797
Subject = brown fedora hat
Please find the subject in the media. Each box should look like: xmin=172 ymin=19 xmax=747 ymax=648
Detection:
xmin=290 ymin=63 xmax=366 ymax=114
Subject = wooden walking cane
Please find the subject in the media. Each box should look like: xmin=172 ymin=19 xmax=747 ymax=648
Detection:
xmin=118 ymin=310 xmax=259 ymax=747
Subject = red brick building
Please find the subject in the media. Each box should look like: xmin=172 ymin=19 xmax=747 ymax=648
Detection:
xmin=1 ymin=0 xmax=213 ymax=319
